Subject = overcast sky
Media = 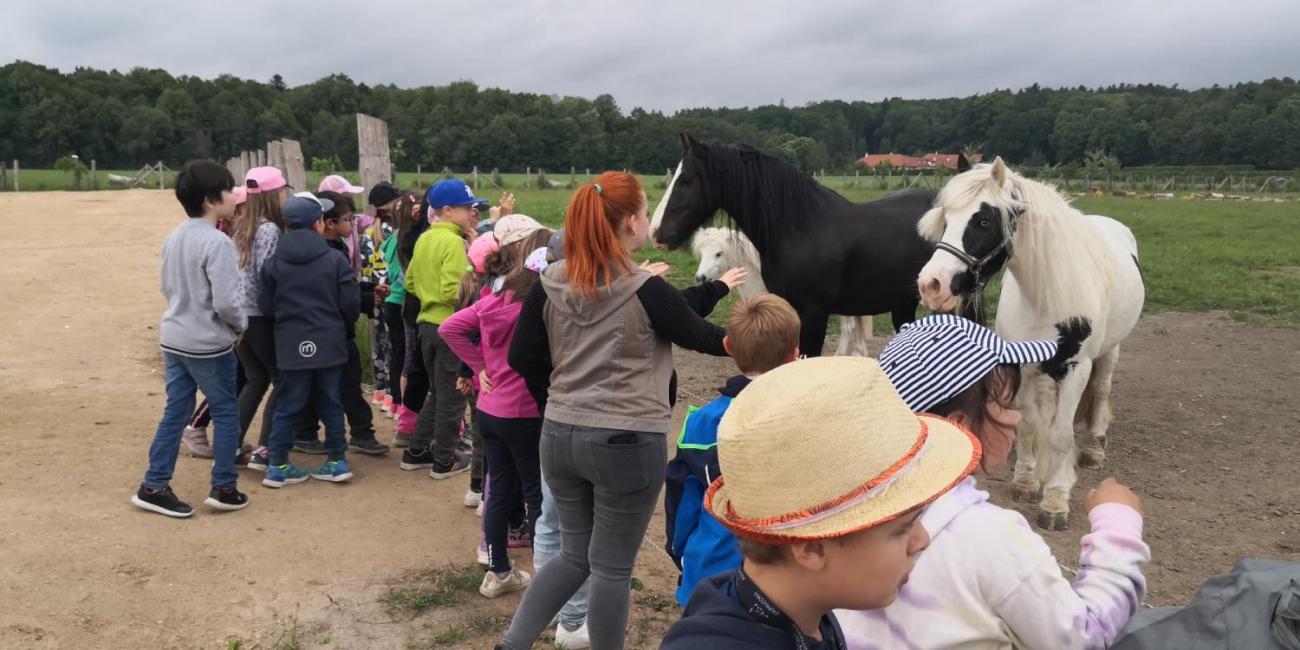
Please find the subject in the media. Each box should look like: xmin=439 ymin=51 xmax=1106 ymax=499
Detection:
xmin=5 ymin=0 xmax=1297 ymax=112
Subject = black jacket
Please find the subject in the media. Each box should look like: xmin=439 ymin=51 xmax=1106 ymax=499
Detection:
xmin=326 ymin=237 xmax=374 ymax=337
xmin=259 ymin=229 xmax=358 ymax=371
xmin=660 ymin=572 xmax=847 ymax=650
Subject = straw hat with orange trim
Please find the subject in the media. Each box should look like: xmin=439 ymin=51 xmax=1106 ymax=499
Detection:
xmin=704 ymin=356 xmax=980 ymax=543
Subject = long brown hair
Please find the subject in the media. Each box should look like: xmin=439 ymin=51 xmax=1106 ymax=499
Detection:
xmin=497 ymin=229 xmax=554 ymax=302
xmin=563 ymin=171 xmax=643 ymax=298
xmin=395 ymin=192 xmax=422 ymax=268
xmin=928 ymin=364 xmax=1022 ymax=473
xmin=234 ymin=188 xmax=285 ymax=268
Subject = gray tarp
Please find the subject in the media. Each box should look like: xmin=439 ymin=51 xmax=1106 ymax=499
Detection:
xmin=1113 ymin=559 xmax=1300 ymax=650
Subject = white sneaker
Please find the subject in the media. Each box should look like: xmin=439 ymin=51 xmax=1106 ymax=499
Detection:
xmin=479 ymin=568 xmax=531 ymax=599
xmin=555 ymin=621 xmax=591 ymax=649
xmin=464 ymin=489 xmax=483 ymax=508
xmin=475 ymin=501 xmax=484 ymax=517
xmin=476 ymin=541 xmax=489 ymax=566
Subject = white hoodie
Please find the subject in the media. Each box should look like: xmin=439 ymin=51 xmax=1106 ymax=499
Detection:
xmin=836 ymin=477 xmax=1150 ymax=650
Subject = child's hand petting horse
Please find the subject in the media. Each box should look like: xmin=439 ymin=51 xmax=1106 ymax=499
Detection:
xmin=1084 ymin=477 xmax=1144 ymax=516
xmin=640 ymin=260 xmax=671 ymax=277
xmin=718 ymin=267 xmax=748 ymax=289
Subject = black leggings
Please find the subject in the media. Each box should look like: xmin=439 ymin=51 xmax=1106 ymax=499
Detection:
xmin=479 ymin=410 xmax=543 ymax=574
xmin=235 ymin=316 xmax=278 ymax=447
xmin=190 ymin=362 xmax=247 ymax=429
xmin=384 ymin=302 xmax=405 ymax=402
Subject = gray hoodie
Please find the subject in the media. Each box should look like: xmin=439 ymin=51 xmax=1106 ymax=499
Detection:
xmin=159 ymin=218 xmax=247 ymax=358
xmin=540 ymin=263 xmax=674 ymax=433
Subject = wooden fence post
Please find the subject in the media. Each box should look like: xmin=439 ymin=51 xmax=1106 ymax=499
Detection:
xmin=0 ymin=160 xmax=5 ymax=190
xmin=13 ymin=159 xmax=19 ymax=191
xmin=472 ymin=166 xmax=480 ymax=190
xmin=90 ymin=160 xmax=98 ymax=190
xmin=416 ymin=164 xmax=422 ymax=187
xmin=157 ymin=161 xmax=165 ymax=189
xmin=356 ymin=113 xmax=393 ymax=216
xmin=525 ymin=166 xmax=531 ymax=188
xmin=280 ymin=139 xmax=306 ymax=191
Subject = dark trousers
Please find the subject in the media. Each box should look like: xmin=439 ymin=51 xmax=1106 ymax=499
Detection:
xmin=296 ymin=339 xmax=376 ymax=442
xmin=480 ymin=410 xmax=543 ymax=574
xmin=384 ymin=302 xmax=405 ymax=402
xmin=401 ymin=320 xmax=429 ymax=413
xmin=268 ymin=366 xmax=346 ymax=466
xmin=411 ymin=323 xmax=466 ymax=466
xmin=235 ymin=316 xmax=278 ymax=447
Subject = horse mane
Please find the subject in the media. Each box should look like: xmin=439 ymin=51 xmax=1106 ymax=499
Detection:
xmin=697 ymin=142 xmax=845 ymax=253
xmin=690 ymin=226 xmax=767 ymax=297
xmin=937 ymin=164 xmax=1120 ymax=322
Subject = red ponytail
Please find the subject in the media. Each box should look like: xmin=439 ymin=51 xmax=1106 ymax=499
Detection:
xmin=563 ymin=171 xmax=643 ymax=298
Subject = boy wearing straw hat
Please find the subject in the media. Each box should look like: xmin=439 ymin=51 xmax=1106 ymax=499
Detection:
xmin=660 ymin=356 xmax=981 ymax=649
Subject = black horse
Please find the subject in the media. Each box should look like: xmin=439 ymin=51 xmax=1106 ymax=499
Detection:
xmin=652 ymin=134 xmax=940 ymax=356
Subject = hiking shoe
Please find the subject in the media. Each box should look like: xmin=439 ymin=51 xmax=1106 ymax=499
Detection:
xmin=464 ymin=489 xmax=483 ymax=508
xmin=399 ymin=447 xmax=435 ymax=470
xmin=349 ymin=436 xmax=390 ymax=455
xmin=262 ymin=463 xmax=310 ymax=488
xmin=204 ymin=486 xmax=250 ymax=511
xmin=247 ymin=446 xmax=269 ymax=471
xmin=555 ymin=622 xmax=591 ymax=649
xmin=293 ymin=439 xmax=327 ymax=455
xmin=131 ymin=486 xmax=193 ymax=518
xmin=429 ymin=454 xmax=472 ymax=480
xmin=310 ymin=459 xmax=354 ymax=483
xmin=508 ymin=524 xmax=533 ymax=549
xmin=477 ymin=539 xmax=490 ymax=567
xmin=182 ymin=426 xmax=214 ymax=458
xmin=479 ymin=568 xmax=531 ymax=599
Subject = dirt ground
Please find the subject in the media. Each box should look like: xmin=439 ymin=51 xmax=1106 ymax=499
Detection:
xmin=1 ymin=190 xmax=1297 ymax=649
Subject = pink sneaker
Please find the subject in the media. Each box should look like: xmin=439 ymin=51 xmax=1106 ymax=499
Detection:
xmin=508 ymin=524 xmax=532 ymax=549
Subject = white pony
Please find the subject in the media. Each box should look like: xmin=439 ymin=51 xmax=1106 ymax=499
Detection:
xmin=916 ymin=158 xmax=1145 ymax=530
xmin=690 ymin=227 xmax=873 ymax=357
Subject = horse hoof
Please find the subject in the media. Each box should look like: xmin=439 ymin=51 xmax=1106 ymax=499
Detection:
xmin=1079 ymin=449 xmax=1106 ymax=469
xmin=1011 ymin=484 xmax=1041 ymax=503
xmin=1037 ymin=510 xmax=1070 ymax=531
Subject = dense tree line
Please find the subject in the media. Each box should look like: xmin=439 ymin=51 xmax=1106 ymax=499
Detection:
xmin=2 ymin=60 xmax=1297 ymax=172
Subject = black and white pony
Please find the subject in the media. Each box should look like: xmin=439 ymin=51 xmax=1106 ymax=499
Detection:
xmin=917 ymin=156 xmax=1145 ymax=530
xmin=651 ymin=134 xmax=939 ymax=356
xmin=689 ymin=227 xmax=873 ymax=356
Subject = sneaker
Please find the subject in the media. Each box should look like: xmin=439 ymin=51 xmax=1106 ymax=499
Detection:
xmin=349 ymin=436 xmax=390 ymax=455
xmin=371 ymin=389 xmax=386 ymax=405
xmin=475 ymin=501 xmax=484 ymax=517
xmin=464 ymin=489 xmax=483 ymax=508
xmin=508 ymin=524 xmax=533 ymax=549
xmin=204 ymin=485 xmax=250 ymax=511
xmin=476 ymin=539 xmax=490 ymax=567
xmin=182 ymin=426 xmax=214 ymax=459
xmin=310 ymin=459 xmax=354 ymax=483
xmin=429 ymin=454 xmax=472 ymax=480
xmin=247 ymin=447 xmax=270 ymax=471
xmin=382 ymin=395 xmax=395 ymax=414
xmin=555 ymin=622 xmax=591 ymax=649
xmin=234 ymin=451 xmax=251 ymax=470
xmin=293 ymin=439 xmax=327 ymax=455
xmin=393 ymin=433 xmax=413 ymax=448
xmin=262 ymin=463 xmax=310 ymax=488
xmin=399 ymin=447 xmax=435 ymax=470
xmin=131 ymin=486 xmax=194 ymax=518
xmin=479 ymin=568 xmax=531 ymax=599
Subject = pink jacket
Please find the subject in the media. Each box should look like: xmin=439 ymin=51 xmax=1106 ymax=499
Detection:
xmin=438 ymin=290 xmax=540 ymax=420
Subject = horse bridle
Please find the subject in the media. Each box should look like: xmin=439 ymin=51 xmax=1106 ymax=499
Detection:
xmin=934 ymin=203 xmax=1020 ymax=324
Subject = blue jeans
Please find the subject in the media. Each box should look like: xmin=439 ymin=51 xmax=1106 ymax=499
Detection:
xmin=268 ymin=366 xmax=346 ymax=466
xmin=144 ymin=352 xmax=240 ymax=489
xmin=534 ymin=464 xmax=590 ymax=630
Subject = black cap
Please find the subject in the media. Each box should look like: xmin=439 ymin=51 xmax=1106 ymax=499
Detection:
xmin=368 ymin=181 xmax=403 ymax=208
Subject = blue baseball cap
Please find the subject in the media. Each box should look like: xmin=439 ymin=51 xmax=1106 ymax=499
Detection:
xmin=282 ymin=193 xmax=335 ymax=230
xmin=426 ymin=179 xmax=489 ymax=210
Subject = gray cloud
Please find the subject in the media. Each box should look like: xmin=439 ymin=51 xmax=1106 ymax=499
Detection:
xmin=4 ymin=0 xmax=1297 ymax=112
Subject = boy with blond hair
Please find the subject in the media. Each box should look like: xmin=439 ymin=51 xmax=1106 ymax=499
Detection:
xmin=664 ymin=294 xmax=802 ymax=606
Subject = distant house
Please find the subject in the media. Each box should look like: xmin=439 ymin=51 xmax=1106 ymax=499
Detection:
xmin=857 ymin=152 xmax=982 ymax=170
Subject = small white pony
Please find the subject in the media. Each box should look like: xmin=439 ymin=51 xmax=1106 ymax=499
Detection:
xmin=690 ymin=227 xmax=872 ymax=357
xmin=916 ymin=157 xmax=1145 ymax=530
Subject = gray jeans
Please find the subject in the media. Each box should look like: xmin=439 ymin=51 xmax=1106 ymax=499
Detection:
xmin=502 ymin=421 xmax=666 ymax=650
xmin=411 ymin=323 xmax=466 ymax=465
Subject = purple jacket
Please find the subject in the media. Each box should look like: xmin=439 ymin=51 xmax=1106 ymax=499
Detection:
xmin=439 ymin=290 xmax=540 ymax=420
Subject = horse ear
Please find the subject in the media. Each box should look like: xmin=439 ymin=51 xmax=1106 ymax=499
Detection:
xmin=991 ymin=156 xmax=1008 ymax=185
xmin=956 ymin=154 xmax=972 ymax=173
xmin=680 ymin=133 xmax=697 ymax=152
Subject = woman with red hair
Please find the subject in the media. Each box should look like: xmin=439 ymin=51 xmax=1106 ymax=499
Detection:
xmin=502 ymin=172 xmax=729 ymax=649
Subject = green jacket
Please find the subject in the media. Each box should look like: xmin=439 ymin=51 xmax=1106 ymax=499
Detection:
xmin=379 ymin=233 xmax=406 ymax=306
xmin=407 ymin=221 xmax=469 ymax=324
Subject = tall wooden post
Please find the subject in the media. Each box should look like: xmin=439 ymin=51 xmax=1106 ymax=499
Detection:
xmin=157 ymin=161 xmax=165 ymax=189
xmin=90 ymin=160 xmax=98 ymax=190
xmin=280 ymin=139 xmax=306 ymax=191
xmin=13 ymin=159 xmax=19 ymax=192
xmin=356 ymin=113 xmax=393 ymax=215
xmin=417 ymin=164 xmax=422 ymax=187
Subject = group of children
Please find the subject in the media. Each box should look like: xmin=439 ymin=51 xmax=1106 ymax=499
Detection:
xmin=137 ymin=160 xmax=1150 ymax=650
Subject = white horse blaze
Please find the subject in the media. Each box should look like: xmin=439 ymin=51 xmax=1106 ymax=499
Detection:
xmin=689 ymin=227 xmax=872 ymax=357
xmin=920 ymin=159 xmax=1145 ymax=530
xmin=649 ymin=160 xmax=683 ymax=237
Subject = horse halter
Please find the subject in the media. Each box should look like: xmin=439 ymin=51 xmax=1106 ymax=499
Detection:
xmin=934 ymin=202 xmax=1020 ymax=324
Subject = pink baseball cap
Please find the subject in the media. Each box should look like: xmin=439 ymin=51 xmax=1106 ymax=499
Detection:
xmin=233 ymin=185 xmax=248 ymax=205
xmin=494 ymin=214 xmax=544 ymax=246
xmin=245 ymin=167 xmax=286 ymax=194
xmin=319 ymin=174 xmax=364 ymax=194
xmin=468 ymin=233 xmax=500 ymax=274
